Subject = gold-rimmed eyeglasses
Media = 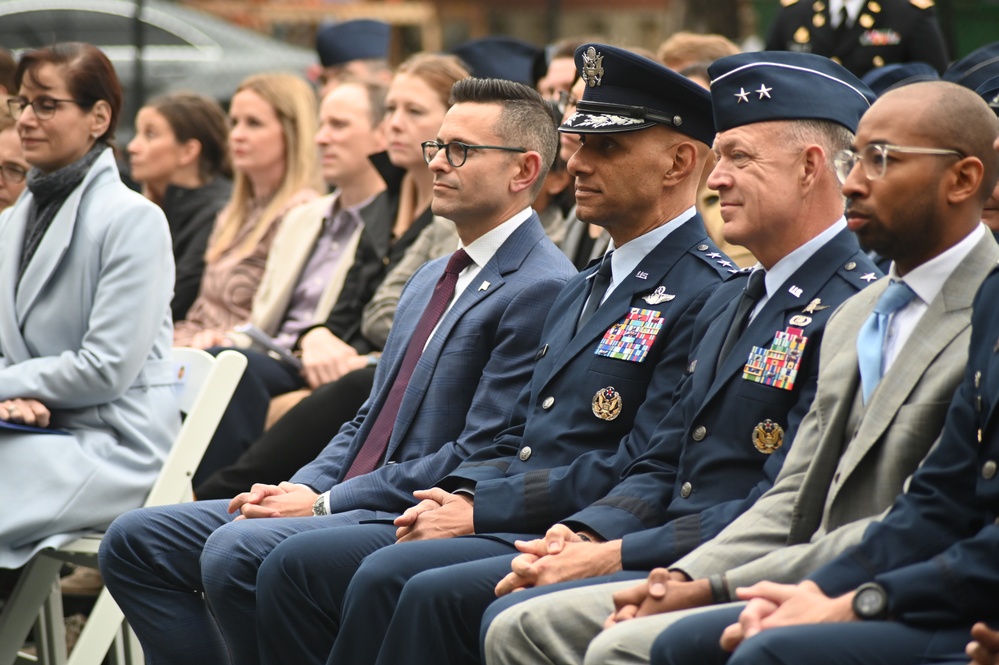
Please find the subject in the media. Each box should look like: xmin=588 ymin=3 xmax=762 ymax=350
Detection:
xmin=833 ymin=144 xmax=964 ymax=185
xmin=422 ymin=141 xmax=526 ymax=168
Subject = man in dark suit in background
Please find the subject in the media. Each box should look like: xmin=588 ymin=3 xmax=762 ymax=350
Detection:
xmin=97 ymin=78 xmax=575 ymax=665
xmin=765 ymin=0 xmax=948 ymax=78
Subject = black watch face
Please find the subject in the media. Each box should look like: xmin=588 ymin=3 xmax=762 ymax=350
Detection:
xmin=856 ymin=587 xmax=886 ymax=618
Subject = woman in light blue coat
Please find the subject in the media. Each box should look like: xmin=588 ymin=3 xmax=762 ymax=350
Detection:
xmin=0 ymin=43 xmax=179 ymax=568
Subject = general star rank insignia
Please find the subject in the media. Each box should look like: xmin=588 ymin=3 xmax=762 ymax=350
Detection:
xmin=753 ymin=419 xmax=785 ymax=454
xmin=581 ymin=46 xmax=605 ymax=87
xmin=743 ymin=326 xmax=808 ymax=390
xmin=592 ymin=386 xmax=622 ymax=421
xmin=643 ymin=286 xmax=675 ymax=305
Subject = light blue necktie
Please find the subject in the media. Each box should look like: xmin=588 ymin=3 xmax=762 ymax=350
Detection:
xmin=857 ymin=280 xmax=916 ymax=403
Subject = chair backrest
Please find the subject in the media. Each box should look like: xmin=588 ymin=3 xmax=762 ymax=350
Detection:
xmin=144 ymin=348 xmax=247 ymax=507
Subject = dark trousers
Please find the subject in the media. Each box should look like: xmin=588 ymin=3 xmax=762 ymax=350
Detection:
xmin=194 ymin=366 xmax=376 ymax=499
xmin=99 ymin=500 xmax=385 ymax=665
xmin=651 ymin=604 xmax=972 ymax=665
xmin=193 ymin=348 xmax=305 ymax=488
xmin=255 ymin=531 xmax=521 ymax=665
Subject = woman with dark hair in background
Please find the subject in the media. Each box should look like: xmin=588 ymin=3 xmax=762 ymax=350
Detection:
xmin=128 ymin=92 xmax=233 ymax=320
xmin=0 ymin=42 xmax=178 ymax=566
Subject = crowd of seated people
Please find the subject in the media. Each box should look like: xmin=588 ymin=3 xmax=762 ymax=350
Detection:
xmin=3 ymin=9 xmax=999 ymax=665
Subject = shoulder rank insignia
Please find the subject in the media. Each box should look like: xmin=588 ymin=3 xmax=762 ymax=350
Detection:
xmin=643 ymin=286 xmax=675 ymax=305
xmin=581 ymin=46 xmax=605 ymax=87
xmin=743 ymin=326 xmax=808 ymax=390
xmin=803 ymin=298 xmax=829 ymax=314
xmin=592 ymin=386 xmax=622 ymax=421
xmin=861 ymin=272 xmax=879 ymax=283
xmin=753 ymin=419 xmax=785 ymax=454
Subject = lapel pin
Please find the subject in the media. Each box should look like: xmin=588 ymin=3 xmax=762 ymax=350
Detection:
xmin=803 ymin=298 xmax=829 ymax=314
xmin=789 ymin=286 xmax=803 ymax=298
xmin=636 ymin=271 xmax=649 ymax=280
xmin=478 ymin=281 xmax=490 ymax=291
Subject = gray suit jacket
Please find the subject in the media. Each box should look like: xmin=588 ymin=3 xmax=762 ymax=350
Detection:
xmin=676 ymin=230 xmax=999 ymax=592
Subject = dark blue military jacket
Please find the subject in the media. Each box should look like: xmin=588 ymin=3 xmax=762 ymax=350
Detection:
xmin=554 ymin=227 xmax=879 ymax=568
xmin=809 ymin=268 xmax=999 ymax=626
xmin=439 ymin=214 xmax=731 ymax=534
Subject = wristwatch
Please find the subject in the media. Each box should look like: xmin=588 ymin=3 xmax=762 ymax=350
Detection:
xmin=851 ymin=582 xmax=888 ymax=620
xmin=312 ymin=493 xmax=328 ymax=517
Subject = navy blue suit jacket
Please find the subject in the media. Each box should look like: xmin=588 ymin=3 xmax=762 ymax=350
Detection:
xmin=289 ymin=214 xmax=575 ymax=515
xmin=439 ymin=214 xmax=731 ymax=535
xmin=559 ymin=228 xmax=879 ymax=568
xmin=809 ymin=268 xmax=999 ymax=626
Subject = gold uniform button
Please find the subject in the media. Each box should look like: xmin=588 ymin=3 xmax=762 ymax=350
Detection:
xmin=692 ymin=425 xmax=707 ymax=442
xmin=542 ymin=396 xmax=555 ymax=410
xmin=519 ymin=447 xmax=532 ymax=462
xmin=680 ymin=482 xmax=693 ymax=498
xmin=983 ymin=460 xmax=997 ymax=480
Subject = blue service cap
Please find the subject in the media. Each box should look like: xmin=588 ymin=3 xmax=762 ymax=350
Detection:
xmin=559 ymin=43 xmax=715 ymax=145
xmin=316 ymin=19 xmax=391 ymax=67
xmin=861 ymin=61 xmax=939 ymax=95
xmin=975 ymin=75 xmax=999 ymax=117
xmin=708 ymin=51 xmax=875 ymax=133
xmin=945 ymin=42 xmax=999 ymax=92
xmin=451 ymin=36 xmax=544 ymax=86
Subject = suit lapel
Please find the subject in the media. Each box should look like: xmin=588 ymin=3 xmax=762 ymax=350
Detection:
xmin=384 ymin=215 xmax=542 ymax=454
xmin=833 ymin=234 xmax=999 ymax=487
xmin=543 ymin=215 xmax=707 ymax=388
xmin=701 ymin=228 xmax=861 ymax=406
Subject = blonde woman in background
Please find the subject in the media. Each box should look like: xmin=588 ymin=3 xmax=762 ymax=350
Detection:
xmin=174 ymin=73 xmax=323 ymax=347
xmin=128 ymin=92 xmax=233 ymax=320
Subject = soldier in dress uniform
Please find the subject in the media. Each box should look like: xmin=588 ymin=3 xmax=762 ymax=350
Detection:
xmin=246 ymin=44 xmax=736 ymax=665
xmin=765 ymin=0 xmax=948 ymax=78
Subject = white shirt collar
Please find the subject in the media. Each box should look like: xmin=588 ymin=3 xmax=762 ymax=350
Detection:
xmin=888 ymin=223 xmax=986 ymax=305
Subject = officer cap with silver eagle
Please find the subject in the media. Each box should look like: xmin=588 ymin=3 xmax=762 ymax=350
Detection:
xmin=559 ymin=43 xmax=716 ymax=146
xmin=708 ymin=51 xmax=876 ymax=134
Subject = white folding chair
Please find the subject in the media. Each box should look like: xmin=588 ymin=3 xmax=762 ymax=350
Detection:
xmin=0 ymin=348 xmax=247 ymax=665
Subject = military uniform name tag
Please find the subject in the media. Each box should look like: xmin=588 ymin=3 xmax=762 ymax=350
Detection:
xmin=596 ymin=307 xmax=664 ymax=363
xmin=742 ymin=326 xmax=808 ymax=390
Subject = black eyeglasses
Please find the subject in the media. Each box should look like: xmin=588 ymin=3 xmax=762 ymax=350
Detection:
xmin=833 ymin=144 xmax=964 ymax=185
xmin=0 ymin=162 xmax=27 ymax=184
xmin=7 ymin=96 xmax=81 ymax=121
xmin=422 ymin=140 xmax=526 ymax=168
xmin=556 ymin=90 xmax=579 ymax=115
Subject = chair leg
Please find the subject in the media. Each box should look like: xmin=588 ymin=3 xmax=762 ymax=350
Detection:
xmin=0 ymin=557 xmax=63 ymax=665
xmin=64 ymin=590 xmax=125 ymax=665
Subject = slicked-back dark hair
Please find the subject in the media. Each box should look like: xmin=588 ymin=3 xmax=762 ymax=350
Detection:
xmin=449 ymin=77 xmax=558 ymax=195
xmin=17 ymin=42 xmax=123 ymax=146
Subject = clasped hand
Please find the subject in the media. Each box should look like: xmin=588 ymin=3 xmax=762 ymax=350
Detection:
xmin=393 ymin=488 xmax=474 ymax=542
xmin=227 ymin=482 xmax=318 ymax=520
xmin=494 ymin=524 xmax=623 ymax=596
xmin=604 ymin=568 xmax=712 ymax=628
xmin=719 ymin=581 xmax=857 ymax=652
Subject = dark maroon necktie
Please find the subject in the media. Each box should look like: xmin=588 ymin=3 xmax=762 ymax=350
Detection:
xmin=343 ymin=249 xmax=474 ymax=480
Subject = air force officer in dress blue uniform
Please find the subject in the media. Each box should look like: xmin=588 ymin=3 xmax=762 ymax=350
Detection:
xmin=407 ymin=51 xmax=881 ymax=665
xmin=634 ymin=82 xmax=999 ymax=665
xmin=98 ymin=78 xmax=575 ymax=665
xmin=249 ymin=43 xmax=736 ymax=665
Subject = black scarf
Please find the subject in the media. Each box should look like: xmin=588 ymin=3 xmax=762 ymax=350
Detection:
xmin=17 ymin=143 xmax=106 ymax=289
